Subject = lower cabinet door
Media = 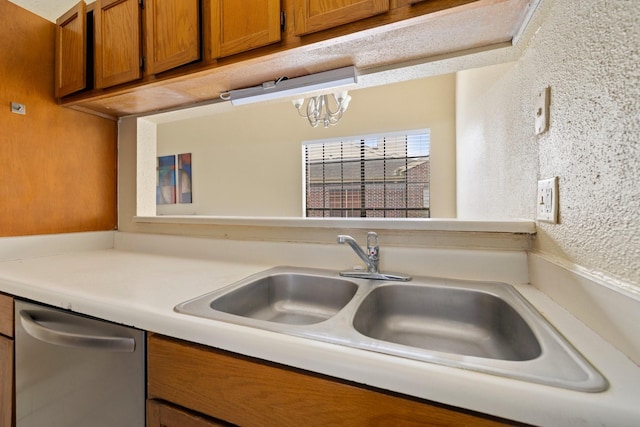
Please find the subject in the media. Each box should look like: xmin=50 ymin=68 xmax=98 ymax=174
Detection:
xmin=147 ymin=400 xmax=230 ymax=427
xmin=148 ymin=334 xmax=519 ymax=427
xmin=0 ymin=336 xmax=13 ymax=427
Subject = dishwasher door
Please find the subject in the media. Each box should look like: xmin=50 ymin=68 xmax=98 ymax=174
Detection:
xmin=15 ymin=300 xmax=145 ymax=427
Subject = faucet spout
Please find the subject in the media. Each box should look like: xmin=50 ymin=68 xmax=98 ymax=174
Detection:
xmin=337 ymin=232 xmax=379 ymax=273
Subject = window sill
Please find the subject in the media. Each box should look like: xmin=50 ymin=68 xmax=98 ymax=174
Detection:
xmin=134 ymin=216 xmax=535 ymax=235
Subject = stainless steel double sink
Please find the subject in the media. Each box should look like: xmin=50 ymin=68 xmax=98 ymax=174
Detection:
xmin=175 ymin=266 xmax=607 ymax=392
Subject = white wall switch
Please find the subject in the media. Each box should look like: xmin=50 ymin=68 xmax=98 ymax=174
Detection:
xmin=537 ymin=177 xmax=558 ymax=223
xmin=534 ymin=87 xmax=550 ymax=135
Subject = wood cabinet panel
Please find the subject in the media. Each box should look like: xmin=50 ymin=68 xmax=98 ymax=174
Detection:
xmin=0 ymin=295 xmax=12 ymax=339
xmin=293 ymin=0 xmax=390 ymax=36
xmin=144 ymin=0 xmax=200 ymax=75
xmin=0 ymin=337 xmax=13 ymax=427
xmin=55 ymin=1 xmax=87 ymax=98
xmin=148 ymin=334 xmax=518 ymax=427
xmin=205 ymin=0 xmax=282 ymax=59
xmin=147 ymin=400 xmax=231 ymax=427
xmin=1 ymin=0 xmax=117 ymax=237
xmin=94 ymin=0 xmax=142 ymax=88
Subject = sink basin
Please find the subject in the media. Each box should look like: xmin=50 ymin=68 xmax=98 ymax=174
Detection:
xmin=209 ymin=272 xmax=358 ymax=325
xmin=353 ymin=285 xmax=541 ymax=361
xmin=175 ymin=267 xmax=608 ymax=392
xmin=175 ymin=267 xmax=360 ymax=327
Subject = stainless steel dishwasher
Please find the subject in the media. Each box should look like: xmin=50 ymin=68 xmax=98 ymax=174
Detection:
xmin=15 ymin=300 xmax=145 ymax=427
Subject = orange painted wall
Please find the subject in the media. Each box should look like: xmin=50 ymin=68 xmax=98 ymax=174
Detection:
xmin=0 ymin=0 xmax=117 ymax=236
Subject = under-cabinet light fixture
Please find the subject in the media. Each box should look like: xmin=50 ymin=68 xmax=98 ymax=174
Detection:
xmin=221 ymin=66 xmax=358 ymax=106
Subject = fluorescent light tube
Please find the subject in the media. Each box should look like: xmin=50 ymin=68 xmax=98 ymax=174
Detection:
xmin=228 ymin=66 xmax=358 ymax=106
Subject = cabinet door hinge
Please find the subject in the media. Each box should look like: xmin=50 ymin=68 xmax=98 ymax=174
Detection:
xmin=280 ymin=11 xmax=286 ymax=32
xmin=139 ymin=0 xmax=144 ymax=8
xmin=140 ymin=56 xmax=145 ymax=71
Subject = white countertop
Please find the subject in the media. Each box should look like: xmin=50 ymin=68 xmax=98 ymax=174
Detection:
xmin=1 ymin=231 xmax=639 ymax=426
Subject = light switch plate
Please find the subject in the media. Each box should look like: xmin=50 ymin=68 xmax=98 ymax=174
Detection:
xmin=534 ymin=87 xmax=550 ymax=135
xmin=537 ymin=177 xmax=558 ymax=223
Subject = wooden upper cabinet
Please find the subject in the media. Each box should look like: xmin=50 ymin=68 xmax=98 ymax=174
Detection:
xmin=55 ymin=1 xmax=87 ymax=98
xmin=94 ymin=0 xmax=142 ymax=89
xmin=293 ymin=0 xmax=390 ymax=36
xmin=144 ymin=0 xmax=200 ymax=75
xmin=205 ymin=0 xmax=282 ymax=59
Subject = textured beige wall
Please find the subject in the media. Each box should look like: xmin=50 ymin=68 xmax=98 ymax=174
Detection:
xmin=155 ymin=75 xmax=456 ymax=217
xmin=456 ymin=0 xmax=640 ymax=288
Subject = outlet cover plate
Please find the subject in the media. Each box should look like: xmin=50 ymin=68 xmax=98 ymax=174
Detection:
xmin=11 ymin=102 xmax=26 ymax=115
xmin=537 ymin=177 xmax=558 ymax=223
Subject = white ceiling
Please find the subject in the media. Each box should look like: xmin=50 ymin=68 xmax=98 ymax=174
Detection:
xmin=8 ymin=0 xmax=94 ymax=22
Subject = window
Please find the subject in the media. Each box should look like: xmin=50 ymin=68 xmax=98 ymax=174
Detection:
xmin=303 ymin=130 xmax=430 ymax=218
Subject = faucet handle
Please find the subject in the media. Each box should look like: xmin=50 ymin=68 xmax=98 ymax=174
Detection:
xmin=366 ymin=232 xmax=379 ymax=260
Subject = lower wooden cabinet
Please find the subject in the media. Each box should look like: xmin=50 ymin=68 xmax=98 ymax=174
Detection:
xmin=0 ymin=337 xmax=13 ymax=427
xmin=0 ymin=294 xmax=14 ymax=427
xmin=148 ymin=334 xmax=522 ymax=427
xmin=147 ymin=400 xmax=231 ymax=427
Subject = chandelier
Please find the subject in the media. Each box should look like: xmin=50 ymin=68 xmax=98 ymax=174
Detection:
xmin=293 ymin=91 xmax=352 ymax=128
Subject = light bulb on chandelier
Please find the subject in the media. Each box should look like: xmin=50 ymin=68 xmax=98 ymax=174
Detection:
xmin=293 ymin=90 xmax=352 ymax=128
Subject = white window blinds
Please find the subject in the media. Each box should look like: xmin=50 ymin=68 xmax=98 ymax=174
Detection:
xmin=303 ymin=131 xmax=430 ymax=218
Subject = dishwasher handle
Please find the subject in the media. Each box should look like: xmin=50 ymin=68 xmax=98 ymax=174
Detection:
xmin=19 ymin=310 xmax=136 ymax=352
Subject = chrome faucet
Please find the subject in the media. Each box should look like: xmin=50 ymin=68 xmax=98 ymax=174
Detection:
xmin=337 ymin=232 xmax=380 ymax=273
xmin=337 ymin=232 xmax=411 ymax=281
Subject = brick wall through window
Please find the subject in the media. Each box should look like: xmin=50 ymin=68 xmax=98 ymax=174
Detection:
xmin=303 ymin=131 xmax=430 ymax=218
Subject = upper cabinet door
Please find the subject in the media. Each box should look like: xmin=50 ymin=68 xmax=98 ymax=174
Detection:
xmin=205 ymin=0 xmax=282 ymax=59
xmin=94 ymin=0 xmax=142 ymax=89
xmin=293 ymin=0 xmax=390 ymax=36
xmin=144 ymin=0 xmax=200 ymax=75
xmin=55 ymin=1 xmax=87 ymax=98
